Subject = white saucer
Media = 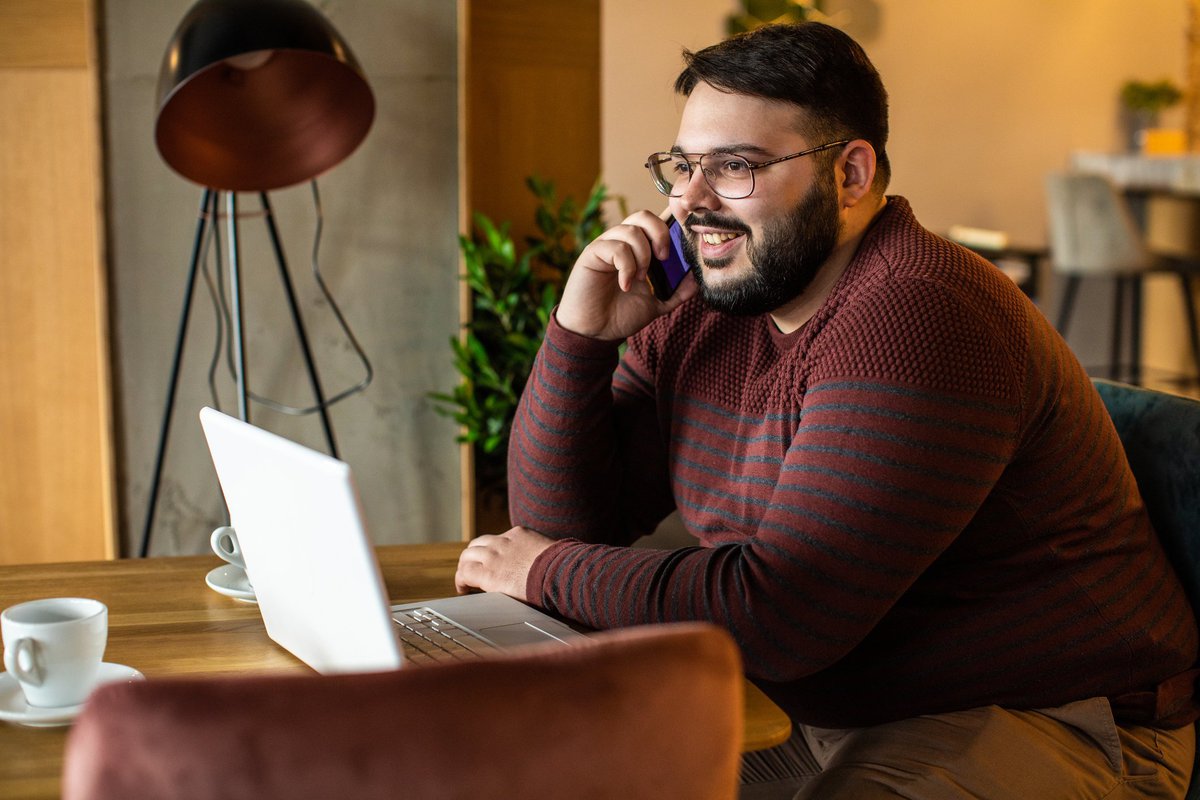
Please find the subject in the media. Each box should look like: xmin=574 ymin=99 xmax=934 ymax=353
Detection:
xmin=206 ymin=564 xmax=257 ymax=602
xmin=0 ymin=662 xmax=145 ymax=728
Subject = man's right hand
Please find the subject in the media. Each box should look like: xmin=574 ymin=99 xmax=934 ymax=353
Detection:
xmin=556 ymin=210 xmax=698 ymax=341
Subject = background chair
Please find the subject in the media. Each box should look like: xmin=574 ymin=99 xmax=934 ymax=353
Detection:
xmin=1092 ymin=378 xmax=1200 ymax=799
xmin=1045 ymin=172 xmax=1200 ymax=386
xmin=62 ymin=623 xmax=742 ymax=800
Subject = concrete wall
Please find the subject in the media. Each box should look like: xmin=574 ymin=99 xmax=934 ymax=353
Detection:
xmin=104 ymin=0 xmax=462 ymax=555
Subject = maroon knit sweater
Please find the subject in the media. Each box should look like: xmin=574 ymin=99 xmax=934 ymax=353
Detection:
xmin=511 ymin=197 xmax=1198 ymax=728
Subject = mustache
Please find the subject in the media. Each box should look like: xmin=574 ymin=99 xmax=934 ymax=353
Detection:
xmin=684 ymin=213 xmax=750 ymax=235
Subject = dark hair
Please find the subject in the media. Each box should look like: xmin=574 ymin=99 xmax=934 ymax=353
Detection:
xmin=675 ymin=22 xmax=890 ymax=190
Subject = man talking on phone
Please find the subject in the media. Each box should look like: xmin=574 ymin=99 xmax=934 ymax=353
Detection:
xmin=455 ymin=22 xmax=1198 ymax=799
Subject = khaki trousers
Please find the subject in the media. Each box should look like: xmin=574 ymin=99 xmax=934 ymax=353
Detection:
xmin=740 ymin=698 xmax=1195 ymax=799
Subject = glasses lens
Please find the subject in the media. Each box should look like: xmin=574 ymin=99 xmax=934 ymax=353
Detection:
xmin=699 ymin=153 xmax=754 ymax=199
xmin=647 ymin=153 xmax=691 ymax=197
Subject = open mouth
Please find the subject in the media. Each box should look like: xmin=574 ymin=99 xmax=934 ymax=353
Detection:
xmin=692 ymin=228 xmax=746 ymax=264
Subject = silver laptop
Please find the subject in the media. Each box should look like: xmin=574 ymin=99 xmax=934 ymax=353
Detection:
xmin=198 ymin=406 xmax=583 ymax=674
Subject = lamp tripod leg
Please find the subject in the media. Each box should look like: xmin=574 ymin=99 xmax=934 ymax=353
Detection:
xmin=259 ymin=192 xmax=339 ymax=458
xmin=141 ymin=188 xmax=347 ymax=558
xmin=226 ymin=193 xmax=250 ymax=422
xmin=138 ymin=189 xmax=216 ymax=558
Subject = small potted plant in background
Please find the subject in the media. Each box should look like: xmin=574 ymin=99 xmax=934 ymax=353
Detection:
xmin=431 ymin=177 xmax=610 ymax=532
xmin=1120 ymin=78 xmax=1184 ymax=152
xmin=726 ymin=0 xmax=830 ymax=34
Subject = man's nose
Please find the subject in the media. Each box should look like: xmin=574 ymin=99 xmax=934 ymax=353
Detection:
xmin=677 ymin=166 xmax=722 ymax=216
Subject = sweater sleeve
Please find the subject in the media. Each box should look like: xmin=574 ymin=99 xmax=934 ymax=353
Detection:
xmin=506 ymin=312 xmax=676 ymax=546
xmin=526 ymin=278 xmax=1026 ymax=683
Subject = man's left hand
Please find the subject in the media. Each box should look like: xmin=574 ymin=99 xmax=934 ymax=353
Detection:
xmin=454 ymin=526 xmax=555 ymax=600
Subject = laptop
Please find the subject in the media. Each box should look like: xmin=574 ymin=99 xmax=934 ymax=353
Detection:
xmin=198 ymin=406 xmax=584 ymax=674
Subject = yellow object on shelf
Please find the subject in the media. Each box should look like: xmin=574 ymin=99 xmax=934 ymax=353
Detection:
xmin=1140 ymin=128 xmax=1187 ymax=156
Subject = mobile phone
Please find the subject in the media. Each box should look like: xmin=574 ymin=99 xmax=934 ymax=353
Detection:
xmin=646 ymin=219 xmax=694 ymax=301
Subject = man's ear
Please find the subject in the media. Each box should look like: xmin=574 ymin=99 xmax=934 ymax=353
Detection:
xmin=837 ymin=140 xmax=877 ymax=207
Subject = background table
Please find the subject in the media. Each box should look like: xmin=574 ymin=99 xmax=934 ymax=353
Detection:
xmin=0 ymin=543 xmax=791 ymax=799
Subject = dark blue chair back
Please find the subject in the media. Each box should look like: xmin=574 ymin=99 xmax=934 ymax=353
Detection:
xmin=1093 ymin=378 xmax=1200 ymax=798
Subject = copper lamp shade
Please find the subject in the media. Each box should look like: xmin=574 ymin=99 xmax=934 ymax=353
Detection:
xmin=155 ymin=0 xmax=375 ymax=191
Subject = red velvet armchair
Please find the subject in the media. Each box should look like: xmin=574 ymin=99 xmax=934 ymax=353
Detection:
xmin=62 ymin=622 xmax=743 ymax=799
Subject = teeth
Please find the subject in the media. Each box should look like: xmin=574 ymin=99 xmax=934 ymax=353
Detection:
xmin=701 ymin=232 xmax=741 ymax=245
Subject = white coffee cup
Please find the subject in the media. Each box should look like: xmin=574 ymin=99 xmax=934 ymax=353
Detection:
xmin=210 ymin=526 xmax=249 ymax=576
xmin=2 ymin=597 xmax=108 ymax=708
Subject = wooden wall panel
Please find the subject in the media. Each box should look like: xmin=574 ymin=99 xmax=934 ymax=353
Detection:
xmin=458 ymin=0 xmax=601 ymax=538
xmin=0 ymin=0 xmax=89 ymax=68
xmin=0 ymin=0 xmax=115 ymax=563
xmin=463 ymin=0 xmax=601 ymax=250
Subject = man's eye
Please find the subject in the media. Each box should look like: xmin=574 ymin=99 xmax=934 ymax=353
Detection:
xmin=669 ymin=160 xmax=693 ymax=176
xmin=720 ymin=158 xmax=750 ymax=175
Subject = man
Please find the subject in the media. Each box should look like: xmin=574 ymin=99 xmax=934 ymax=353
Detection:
xmin=455 ymin=22 xmax=1199 ymax=799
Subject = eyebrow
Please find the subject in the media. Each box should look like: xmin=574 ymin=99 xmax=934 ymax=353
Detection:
xmin=669 ymin=143 xmax=775 ymax=158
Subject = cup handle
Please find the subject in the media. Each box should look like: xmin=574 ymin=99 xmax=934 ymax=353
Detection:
xmin=210 ymin=526 xmax=245 ymax=570
xmin=3 ymin=638 xmax=43 ymax=686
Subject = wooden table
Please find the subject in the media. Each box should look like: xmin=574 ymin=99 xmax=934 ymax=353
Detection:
xmin=0 ymin=543 xmax=791 ymax=799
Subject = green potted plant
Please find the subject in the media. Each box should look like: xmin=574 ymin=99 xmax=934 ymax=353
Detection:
xmin=726 ymin=0 xmax=828 ymax=35
xmin=430 ymin=177 xmax=610 ymax=522
xmin=1119 ymin=78 xmax=1183 ymax=151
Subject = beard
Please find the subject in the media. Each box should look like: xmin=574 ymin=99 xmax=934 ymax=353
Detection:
xmin=681 ymin=170 xmax=842 ymax=317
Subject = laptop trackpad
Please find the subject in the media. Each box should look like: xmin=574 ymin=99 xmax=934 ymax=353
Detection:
xmin=480 ymin=621 xmax=565 ymax=647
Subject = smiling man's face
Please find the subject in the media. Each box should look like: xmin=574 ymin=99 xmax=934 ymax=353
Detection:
xmin=669 ymin=82 xmax=844 ymax=317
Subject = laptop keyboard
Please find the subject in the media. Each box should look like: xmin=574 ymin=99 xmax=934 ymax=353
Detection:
xmin=391 ymin=607 xmax=497 ymax=664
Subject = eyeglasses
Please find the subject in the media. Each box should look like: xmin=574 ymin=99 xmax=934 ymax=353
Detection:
xmin=644 ymin=140 xmax=849 ymax=200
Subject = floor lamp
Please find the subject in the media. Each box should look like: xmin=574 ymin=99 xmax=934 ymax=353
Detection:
xmin=140 ymin=0 xmax=375 ymax=557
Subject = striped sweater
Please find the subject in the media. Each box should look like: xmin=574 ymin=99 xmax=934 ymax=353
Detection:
xmin=511 ymin=197 xmax=1198 ymax=728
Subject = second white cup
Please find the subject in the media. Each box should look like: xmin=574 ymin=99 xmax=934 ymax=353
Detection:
xmin=210 ymin=526 xmax=251 ymax=584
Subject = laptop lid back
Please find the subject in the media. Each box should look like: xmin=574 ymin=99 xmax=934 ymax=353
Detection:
xmin=199 ymin=407 xmax=402 ymax=674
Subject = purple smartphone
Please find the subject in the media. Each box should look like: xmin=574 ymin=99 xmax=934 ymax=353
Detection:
xmin=646 ymin=219 xmax=694 ymax=301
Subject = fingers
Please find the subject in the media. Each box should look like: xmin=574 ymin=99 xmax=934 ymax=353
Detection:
xmin=454 ymin=528 xmax=548 ymax=599
xmin=583 ymin=212 xmax=671 ymax=292
xmin=454 ymin=571 xmax=476 ymax=595
xmin=455 ymin=535 xmax=493 ymax=594
xmin=455 ymin=533 xmax=514 ymax=594
xmin=661 ymin=269 xmax=700 ymax=311
xmin=558 ymin=210 xmax=680 ymax=340
xmin=455 ymin=554 xmax=483 ymax=595
xmin=584 ymin=237 xmax=646 ymax=293
xmin=625 ymin=209 xmax=673 ymax=263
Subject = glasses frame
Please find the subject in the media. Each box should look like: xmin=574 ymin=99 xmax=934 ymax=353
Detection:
xmin=645 ymin=140 xmax=851 ymax=200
